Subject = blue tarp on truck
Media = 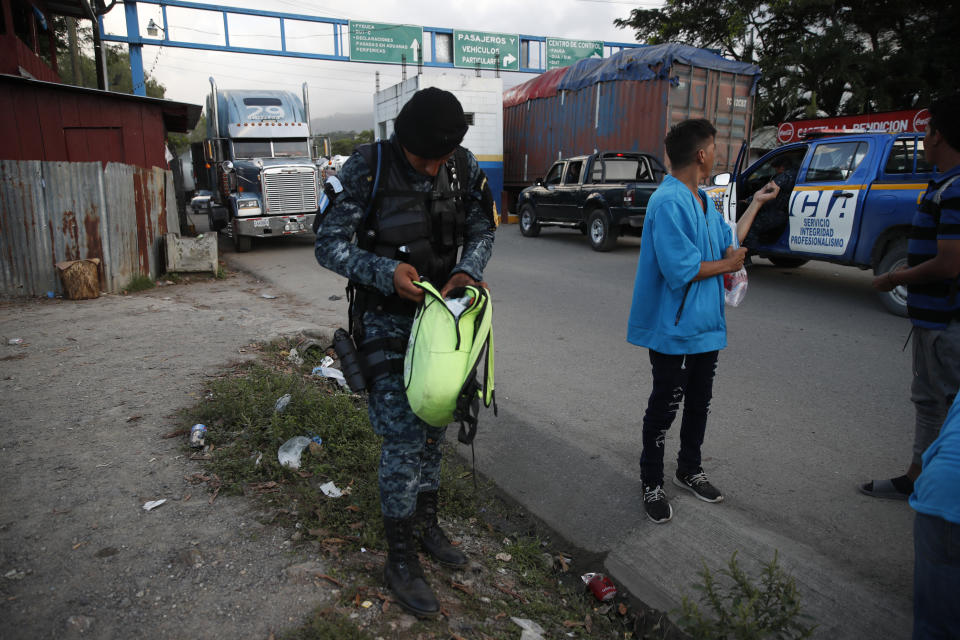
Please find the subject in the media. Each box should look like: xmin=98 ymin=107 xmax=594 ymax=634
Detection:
xmin=558 ymin=43 xmax=761 ymax=92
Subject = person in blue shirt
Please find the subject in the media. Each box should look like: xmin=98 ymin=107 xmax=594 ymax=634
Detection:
xmin=626 ymin=119 xmax=778 ymax=523
xmin=863 ymin=93 xmax=960 ymax=501
xmin=910 ymin=392 xmax=960 ymax=638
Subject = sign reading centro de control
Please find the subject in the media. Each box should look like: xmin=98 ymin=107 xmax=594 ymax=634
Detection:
xmin=546 ymin=38 xmax=603 ymax=70
xmin=453 ymin=30 xmax=520 ymax=71
xmin=349 ymin=21 xmax=424 ymax=64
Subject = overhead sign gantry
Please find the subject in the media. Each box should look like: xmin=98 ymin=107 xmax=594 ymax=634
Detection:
xmin=99 ymin=0 xmax=640 ymax=95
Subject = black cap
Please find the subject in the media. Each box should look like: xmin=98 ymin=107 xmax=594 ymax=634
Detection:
xmin=394 ymin=88 xmax=468 ymax=159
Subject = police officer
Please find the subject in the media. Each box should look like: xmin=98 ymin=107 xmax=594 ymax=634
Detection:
xmin=314 ymin=87 xmax=496 ymax=617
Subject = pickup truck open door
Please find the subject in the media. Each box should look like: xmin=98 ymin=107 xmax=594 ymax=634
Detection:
xmin=720 ymin=140 xmax=748 ymax=225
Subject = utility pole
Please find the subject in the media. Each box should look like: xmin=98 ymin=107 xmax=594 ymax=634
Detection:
xmin=67 ymin=17 xmax=82 ymax=84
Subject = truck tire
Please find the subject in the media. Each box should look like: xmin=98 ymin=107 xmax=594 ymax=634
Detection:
xmin=233 ymin=232 xmax=252 ymax=253
xmin=519 ymin=204 xmax=541 ymax=238
xmin=208 ymin=213 xmax=226 ymax=232
xmin=208 ymin=204 xmax=227 ymax=232
xmin=768 ymin=257 xmax=809 ymax=268
xmin=587 ymin=209 xmax=617 ymax=251
xmin=876 ymin=239 xmax=908 ymax=317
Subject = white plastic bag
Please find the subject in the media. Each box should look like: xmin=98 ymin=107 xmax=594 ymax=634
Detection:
xmin=725 ymin=221 xmax=748 ymax=307
xmin=278 ymin=436 xmax=311 ymax=469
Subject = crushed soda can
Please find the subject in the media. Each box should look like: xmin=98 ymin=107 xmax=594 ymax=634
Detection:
xmin=189 ymin=424 xmax=207 ymax=448
xmin=320 ymin=355 xmax=334 ymax=368
xmin=581 ymin=572 xmax=617 ymax=602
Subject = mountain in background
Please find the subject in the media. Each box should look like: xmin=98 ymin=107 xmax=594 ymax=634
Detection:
xmin=311 ymin=112 xmax=375 ymax=135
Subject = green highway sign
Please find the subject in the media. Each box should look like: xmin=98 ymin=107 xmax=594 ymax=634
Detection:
xmin=453 ymin=30 xmax=520 ymax=71
xmin=546 ymin=38 xmax=603 ymax=70
xmin=349 ymin=21 xmax=423 ymax=64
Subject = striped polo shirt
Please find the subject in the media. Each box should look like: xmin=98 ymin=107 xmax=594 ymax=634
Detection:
xmin=907 ymin=164 xmax=960 ymax=329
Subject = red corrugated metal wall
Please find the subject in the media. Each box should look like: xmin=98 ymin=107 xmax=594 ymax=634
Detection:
xmin=0 ymin=82 xmax=169 ymax=169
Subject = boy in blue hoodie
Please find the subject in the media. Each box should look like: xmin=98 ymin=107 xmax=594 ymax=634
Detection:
xmin=627 ymin=119 xmax=778 ymax=524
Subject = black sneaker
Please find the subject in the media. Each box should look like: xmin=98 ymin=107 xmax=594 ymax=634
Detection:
xmin=673 ymin=469 xmax=723 ymax=503
xmin=642 ymin=485 xmax=673 ymax=524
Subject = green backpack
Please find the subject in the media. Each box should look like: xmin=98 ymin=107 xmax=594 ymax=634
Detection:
xmin=404 ymin=280 xmax=496 ymax=444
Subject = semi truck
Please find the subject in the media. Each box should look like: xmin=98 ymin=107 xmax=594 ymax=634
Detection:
xmin=195 ymin=78 xmax=320 ymax=252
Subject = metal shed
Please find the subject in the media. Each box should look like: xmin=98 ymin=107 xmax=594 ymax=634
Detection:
xmin=0 ymin=73 xmax=201 ymax=296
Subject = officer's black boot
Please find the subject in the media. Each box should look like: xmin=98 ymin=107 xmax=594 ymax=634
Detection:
xmin=415 ymin=491 xmax=469 ymax=569
xmin=383 ymin=516 xmax=440 ymax=618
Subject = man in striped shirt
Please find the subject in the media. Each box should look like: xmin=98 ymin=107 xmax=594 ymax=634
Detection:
xmin=862 ymin=93 xmax=960 ymax=500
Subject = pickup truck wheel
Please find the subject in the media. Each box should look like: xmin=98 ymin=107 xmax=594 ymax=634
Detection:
xmin=587 ymin=209 xmax=617 ymax=251
xmin=768 ymin=257 xmax=808 ymax=268
xmin=519 ymin=205 xmax=541 ymax=238
xmin=876 ymin=239 xmax=908 ymax=317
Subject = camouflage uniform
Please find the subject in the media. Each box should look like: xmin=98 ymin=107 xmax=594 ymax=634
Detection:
xmin=314 ymin=135 xmax=495 ymax=519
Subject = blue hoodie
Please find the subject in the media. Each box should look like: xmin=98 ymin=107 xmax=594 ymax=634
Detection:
xmin=627 ymin=175 xmax=733 ymax=355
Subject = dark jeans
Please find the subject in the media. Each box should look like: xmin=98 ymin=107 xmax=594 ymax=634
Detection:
xmin=914 ymin=512 xmax=960 ymax=639
xmin=640 ymin=349 xmax=719 ymax=488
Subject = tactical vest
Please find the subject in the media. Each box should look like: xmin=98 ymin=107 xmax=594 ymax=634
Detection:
xmin=356 ymin=140 xmax=469 ymax=292
xmin=340 ymin=141 xmax=496 ymax=390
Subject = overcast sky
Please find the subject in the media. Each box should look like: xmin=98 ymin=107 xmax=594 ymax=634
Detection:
xmin=100 ymin=0 xmax=663 ymax=121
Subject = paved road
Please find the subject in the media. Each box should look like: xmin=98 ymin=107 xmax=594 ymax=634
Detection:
xmin=211 ymin=219 xmax=916 ymax=638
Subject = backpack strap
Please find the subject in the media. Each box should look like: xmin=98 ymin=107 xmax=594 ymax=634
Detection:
xmin=930 ymin=174 xmax=960 ymax=225
xmin=345 ymin=141 xmax=385 ymax=341
xmin=356 ymin=141 xmax=385 ymax=225
xmin=452 ymin=286 xmax=494 ymax=444
xmin=932 ymin=174 xmax=960 ymax=305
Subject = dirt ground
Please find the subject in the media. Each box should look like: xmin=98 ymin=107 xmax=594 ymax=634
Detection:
xmin=0 ymin=272 xmax=346 ymax=640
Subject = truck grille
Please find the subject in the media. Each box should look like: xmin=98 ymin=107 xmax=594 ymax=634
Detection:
xmin=263 ymin=166 xmax=317 ymax=215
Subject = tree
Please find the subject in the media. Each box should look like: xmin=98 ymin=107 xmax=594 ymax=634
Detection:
xmin=614 ymin=1 xmax=959 ymax=126
xmin=167 ymin=113 xmax=207 ymax=156
xmin=329 ymin=130 xmax=375 ymax=156
xmin=51 ymin=17 xmax=166 ymax=98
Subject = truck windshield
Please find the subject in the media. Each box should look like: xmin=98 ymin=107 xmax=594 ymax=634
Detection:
xmin=233 ymin=140 xmax=273 ymax=158
xmin=233 ymin=140 xmax=310 ymax=159
xmin=273 ymin=140 xmax=310 ymax=158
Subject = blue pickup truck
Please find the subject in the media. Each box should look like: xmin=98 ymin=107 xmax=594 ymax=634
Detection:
xmin=707 ymin=131 xmax=932 ymax=315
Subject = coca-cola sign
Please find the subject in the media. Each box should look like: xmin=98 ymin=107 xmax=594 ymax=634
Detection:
xmin=777 ymin=121 xmax=795 ymax=145
xmin=776 ymin=108 xmax=929 ymax=144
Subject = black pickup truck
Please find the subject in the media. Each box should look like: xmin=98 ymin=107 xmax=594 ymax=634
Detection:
xmin=515 ymin=151 xmax=666 ymax=251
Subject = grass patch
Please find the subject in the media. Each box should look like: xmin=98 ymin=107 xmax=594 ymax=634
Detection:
xmin=181 ymin=336 xmax=691 ymax=639
xmin=677 ymin=552 xmax=816 ymax=639
xmin=123 ymin=274 xmax=155 ymax=292
xmin=280 ymin=610 xmax=373 ymax=640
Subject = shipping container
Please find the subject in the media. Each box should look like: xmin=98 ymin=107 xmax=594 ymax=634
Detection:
xmin=502 ymin=43 xmax=761 ymax=213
